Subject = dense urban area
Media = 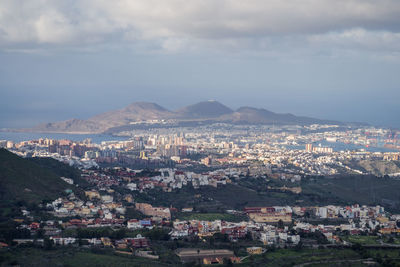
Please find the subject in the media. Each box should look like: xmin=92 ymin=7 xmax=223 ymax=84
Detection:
xmin=1 ymin=123 xmax=400 ymax=266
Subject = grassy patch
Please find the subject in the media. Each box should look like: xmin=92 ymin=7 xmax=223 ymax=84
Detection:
xmin=342 ymin=235 xmax=380 ymax=245
xmin=240 ymin=248 xmax=361 ymax=266
xmin=0 ymin=247 xmax=167 ymax=267
xmin=367 ymin=248 xmax=400 ymax=258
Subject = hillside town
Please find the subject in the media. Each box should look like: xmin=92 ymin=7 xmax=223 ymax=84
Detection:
xmin=9 ymin=188 xmax=400 ymax=265
xmin=1 ymin=124 xmax=400 ymax=264
xmin=1 ymin=124 xmax=400 ymax=178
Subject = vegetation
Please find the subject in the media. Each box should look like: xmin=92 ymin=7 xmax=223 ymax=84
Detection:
xmin=341 ymin=235 xmax=380 ymax=246
xmin=29 ymin=156 xmax=89 ymax=188
xmin=3 ymin=246 xmax=400 ymax=266
xmin=75 ymin=227 xmax=127 ymax=239
xmin=238 ymin=247 xmax=400 ymax=266
xmin=301 ymin=175 xmax=400 ymax=212
xmin=0 ymin=247 xmax=167 ymax=267
xmin=0 ymin=149 xmax=76 ymax=204
xmin=127 ymin=173 xmax=400 ymax=213
xmin=0 ymin=149 xmax=86 ymax=242
xmin=345 ymin=159 xmax=400 ymax=177
xmin=125 ymin=207 xmax=147 ymax=220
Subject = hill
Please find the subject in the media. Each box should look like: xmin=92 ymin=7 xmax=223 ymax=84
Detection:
xmin=344 ymin=159 xmax=400 ymax=177
xmin=21 ymin=100 xmax=351 ymax=134
xmin=0 ymin=149 xmax=77 ymax=204
xmin=31 ymin=118 xmax=104 ymax=134
xmin=88 ymin=102 xmax=173 ymax=127
xmin=175 ymin=100 xmax=233 ymax=118
xmin=129 ymin=174 xmax=400 ymax=212
xmin=28 ymin=102 xmax=173 ymax=134
xmin=222 ymin=106 xmax=341 ymax=125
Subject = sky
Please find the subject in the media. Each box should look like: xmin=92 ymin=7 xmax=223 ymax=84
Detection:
xmin=1 ymin=0 xmax=400 ymax=128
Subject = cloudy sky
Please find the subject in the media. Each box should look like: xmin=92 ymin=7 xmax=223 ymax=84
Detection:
xmin=1 ymin=0 xmax=400 ymax=128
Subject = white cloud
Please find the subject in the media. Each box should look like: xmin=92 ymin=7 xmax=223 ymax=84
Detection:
xmin=0 ymin=0 xmax=400 ymax=54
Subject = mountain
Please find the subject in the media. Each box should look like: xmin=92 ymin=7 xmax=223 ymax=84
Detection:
xmin=22 ymin=100 xmax=348 ymax=134
xmin=31 ymin=118 xmax=104 ymax=134
xmin=176 ymin=100 xmax=233 ymax=118
xmin=28 ymin=102 xmax=173 ymax=134
xmin=222 ymin=107 xmax=341 ymax=125
xmin=0 ymin=149 xmax=78 ymax=204
xmin=88 ymin=102 xmax=173 ymax=128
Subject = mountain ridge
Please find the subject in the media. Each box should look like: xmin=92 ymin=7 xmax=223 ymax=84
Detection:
xmin=17 ymin=100 xmax=349 ymax=134
xmin=175 ymin=100 xmax=233 ymax=118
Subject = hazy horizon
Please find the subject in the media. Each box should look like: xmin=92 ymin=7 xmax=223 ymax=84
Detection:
xmin=1 ymin=1 xmax=400 ymax=129
xmin=0 ymin=97 xmax=397 ymax=129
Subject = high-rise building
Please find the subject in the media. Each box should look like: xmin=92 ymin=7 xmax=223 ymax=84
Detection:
xmin=140 ymin=151 xmax=148 ymax=160
xmin=305 ymin=144 xmax=313 ymax=152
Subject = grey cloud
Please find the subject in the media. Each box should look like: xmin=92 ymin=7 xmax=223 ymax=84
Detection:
xmin=308 ymin=29 xmax=400 ymax=53
xmin=1 ymin=0 xmax=400 ymax=54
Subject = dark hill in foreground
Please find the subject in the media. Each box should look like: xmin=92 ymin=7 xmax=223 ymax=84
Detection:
xmin=0 ymin=148 xmax=78 ymax=204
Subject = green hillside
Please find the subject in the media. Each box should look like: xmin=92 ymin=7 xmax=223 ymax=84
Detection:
xmin=345 ymin=159 xmax=400 ymax=176
xmin=28 ymin=156 xmax=89 ymax=188
xmin=0 ymin=148 xmax=75 ymax=204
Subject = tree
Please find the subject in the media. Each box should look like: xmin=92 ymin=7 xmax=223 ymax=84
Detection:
xmin=209 ymin=236 xmax=215 ymax=246
xmin=36 ymin=229 xmax=45 ymax=238
xmin=278 ymin=219 xmax=284 ymax=229
xmin=269 ymin=245 xmax=276 ymax=252
xmin=192 ymin=235 xmax=200 ymax=244
xmin=111 ymin=228 xmax=126 ymax=239
xmin=245 ymin=232 xmax=253 ymax=241
xmin=223 ymin=258 xmax=234 ymax=267
xmin=295 ymin=241 xmax=303 ymax=251
xmin=214 ymin=232 xmax=229 ymax=242
xmin=145 ymin=227 xmax=170 ymax=241
xmin=43 ymin=236 xmax=53 ymax=250
xmin=375 ymin=253 xmax=383 ymax=264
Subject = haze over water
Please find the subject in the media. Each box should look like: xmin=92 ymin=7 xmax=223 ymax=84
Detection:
xmin=1 ymin=1 xmax=400 ymax=129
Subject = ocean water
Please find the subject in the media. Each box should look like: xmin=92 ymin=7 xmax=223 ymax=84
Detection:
xmin=0 ymin=132 xmax=128 ymax=144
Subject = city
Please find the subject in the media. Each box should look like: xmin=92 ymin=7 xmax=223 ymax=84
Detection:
xmin=1 ymin=0 xmax=400 ymax=266
xmin=1 ymin=122 xmax=400 ymax=265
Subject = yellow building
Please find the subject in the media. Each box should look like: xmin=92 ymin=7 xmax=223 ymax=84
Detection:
xmin=248 ymin=212 xmax=292 ymax=223
xmin=140 ymin=151 xmax=148 ymax=160
xmin=376 ymin=216 xmax=389 ymax=223
xmin=101 ymin=237 xmax=112 ymax=247
xmin=246 ymin=247 xmax=263 ymax=255
xmin=203 ymin=257 xmax=223 ymax=265
xmin=85 ymin=190 xmax=100 ymax=200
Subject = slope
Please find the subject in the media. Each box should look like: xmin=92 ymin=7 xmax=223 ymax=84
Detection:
xmin=222 ymin=106 xmax=341 ymax=125
xmin=0 ymin=149 xmax=75 ymax=204
xmin=88 ymin=102 xmax=173 ymax=127
xmin=175 ymin=100 xmax=233 ymax=118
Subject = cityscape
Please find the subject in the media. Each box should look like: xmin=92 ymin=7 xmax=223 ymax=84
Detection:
xmin=1 ymin=116 xmax=400 ymax=265
xmin=1 ymin=0 xmax=400 ymax=266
